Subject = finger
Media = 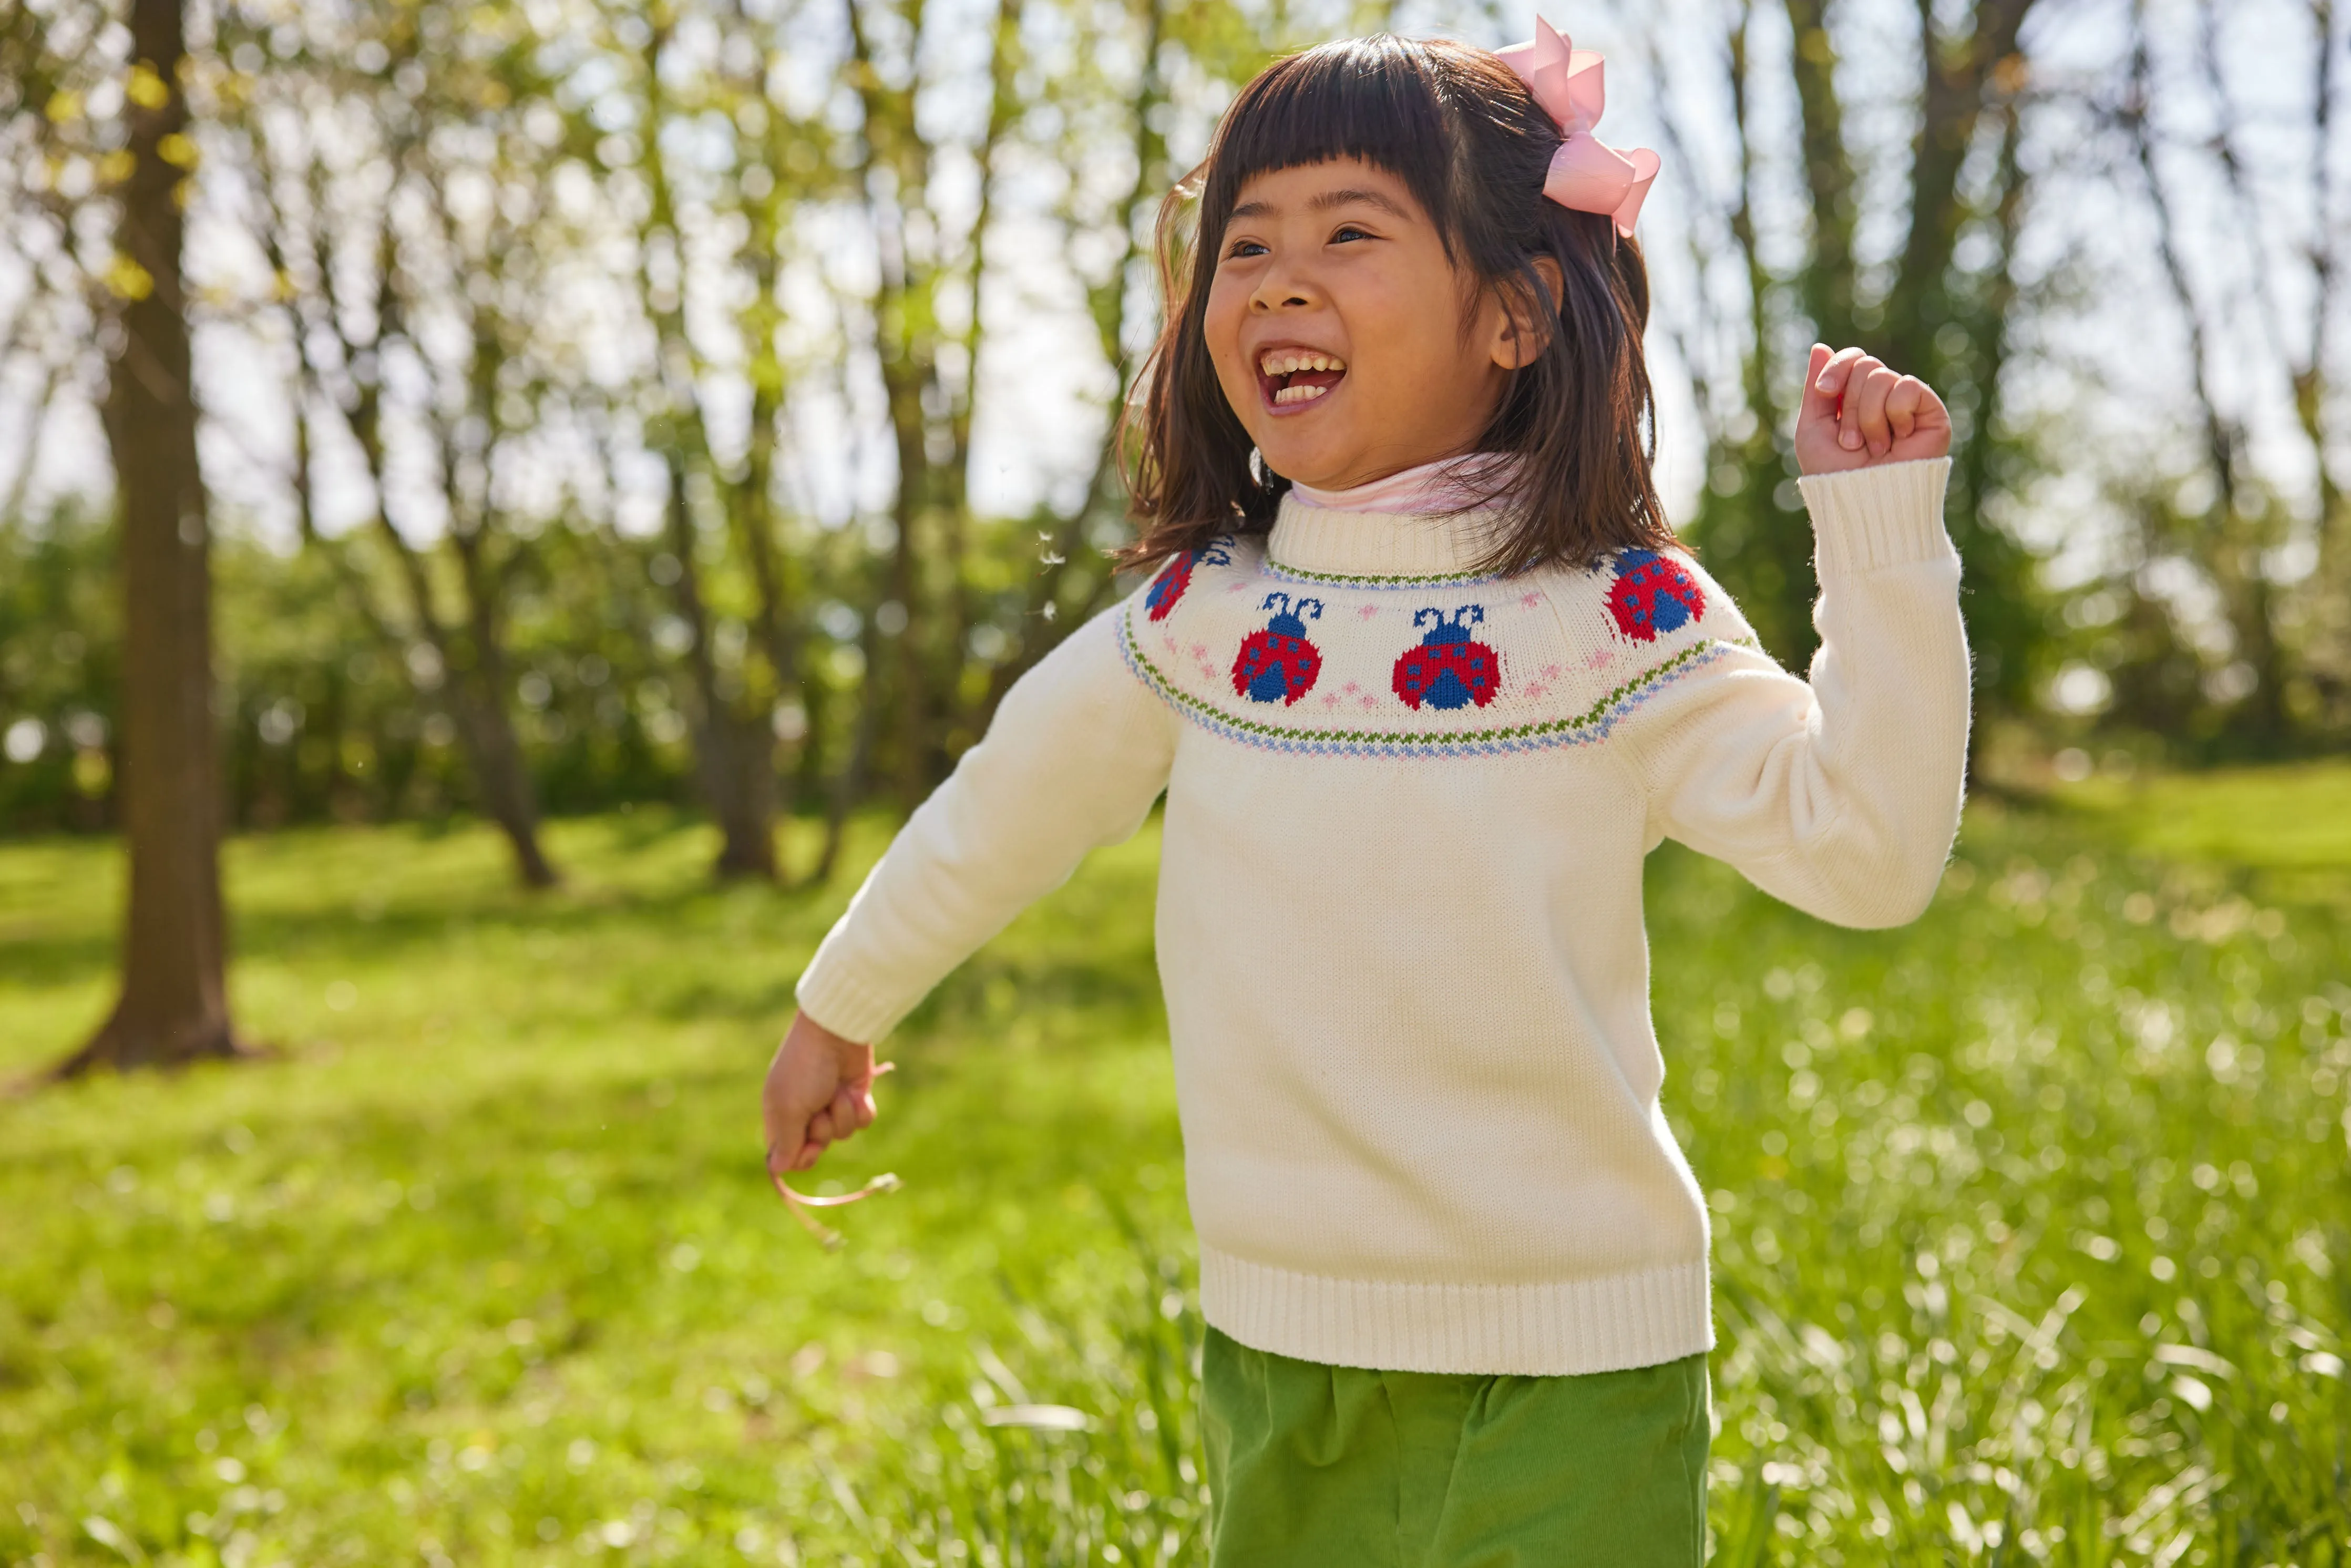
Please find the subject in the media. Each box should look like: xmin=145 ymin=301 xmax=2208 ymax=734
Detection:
xmin=1812 ymin=345 xmax=1867 ymax=399
xmin=1885 ymin=375 xmax=1925 ymax=441
xmin=847 ymin=1062 xmax=888 ymax=1130
xmin=1800 ymin=344 xmax=1852 ymax=426
xmin=761 ymin=1083 xmax=799 ymax=1153
xmin=1835 ymin=355 xmax=1884 ymax=450
xmin=767 ymin=1107 xmax=815 ymax=1170
xmin=1852 ymin=366 xmax=1898 ymax=457
xmin=790 ymin=1136 xmax=826 ymax=1171
xmin=1913 ymin=378 xmax=1953 ymax=432
xmin=827 ymin=1086 xmax=865 ymax=1147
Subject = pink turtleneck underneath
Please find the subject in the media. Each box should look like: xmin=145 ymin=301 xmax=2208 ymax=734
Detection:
xmin=1286 ymin=453 xmax=1524 ymax=514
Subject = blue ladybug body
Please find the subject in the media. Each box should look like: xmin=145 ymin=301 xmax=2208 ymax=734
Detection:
xmin=1392 ymin=607 xmax=1500 ymax=710
xmin=1231 ymin=594 xmax=1325 ymax=705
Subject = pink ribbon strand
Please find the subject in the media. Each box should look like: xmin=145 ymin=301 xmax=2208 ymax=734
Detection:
xmin=1494 ymin=17 xmax=1661 ymax=238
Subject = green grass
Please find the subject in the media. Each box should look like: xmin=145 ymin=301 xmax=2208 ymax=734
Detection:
xmin=2 ymin=775 xmax=2348 ymax=1566
xmin=2054 ymin=761 xmax=2351 ymax=894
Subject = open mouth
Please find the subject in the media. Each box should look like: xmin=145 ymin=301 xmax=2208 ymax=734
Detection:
xmin=1257 ymin=347 xmax=1348 ymax=414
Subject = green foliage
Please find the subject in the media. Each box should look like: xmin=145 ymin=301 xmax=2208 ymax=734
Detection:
xmin=0 ymin=509 xmax=782 ymax=835
xmin=0 ymin=507 xmax=117 ymax=834
xmin=4 ymin=790 xmax=2350 ymax=1558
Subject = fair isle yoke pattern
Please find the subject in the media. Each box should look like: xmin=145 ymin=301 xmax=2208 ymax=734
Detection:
xmin=1118 ymin=532 xmax=1761 ymax=759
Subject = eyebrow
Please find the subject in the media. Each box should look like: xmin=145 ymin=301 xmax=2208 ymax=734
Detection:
xmin=1228 ymin=187 xmax=1413 ymax=222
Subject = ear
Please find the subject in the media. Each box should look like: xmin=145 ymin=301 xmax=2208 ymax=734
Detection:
xmin=1488 ymin=256 xmax=1566 ymax=370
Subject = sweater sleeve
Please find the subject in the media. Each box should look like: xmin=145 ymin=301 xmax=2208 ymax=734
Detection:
xmin=1617 ymin=457 xmax=1971 ymax=929
xmin=793 ymin=596 xmax=1180 ymax=1042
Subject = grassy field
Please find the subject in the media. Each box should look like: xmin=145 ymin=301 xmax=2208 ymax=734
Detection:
xmin=2 ymin=766 xmax=2348 ymax=1566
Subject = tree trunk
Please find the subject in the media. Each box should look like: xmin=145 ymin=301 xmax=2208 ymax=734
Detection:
xmin=301 ymin=219 xmax=559 ymax=889
xmin=813 ymin=606 xmax=885 ymax=887
xmin=734 ymin=382 xmax=807 ymax=880
xmin=1880 ymin=0 xmax=2038 ymax=378
xmin=663 ymin=452 xmax=776 ymax=880
xmin=442 ymin=523 xmax=561 ymax=888
xmin=1783 ymin=0 xmax=1859 ymax=351
xmin=1690 ymin=9 xmax=1812 ymax=670
xmin=58 ymin=0 xmax=242 ymax=1077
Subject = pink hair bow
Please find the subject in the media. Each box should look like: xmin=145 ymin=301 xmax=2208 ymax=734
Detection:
xmin=1494 ymin=16 xmax=1661 ymax=238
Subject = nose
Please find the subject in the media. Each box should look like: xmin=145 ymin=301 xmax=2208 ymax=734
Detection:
xmin=1248 ymin=253 xmax=1320 ymax=314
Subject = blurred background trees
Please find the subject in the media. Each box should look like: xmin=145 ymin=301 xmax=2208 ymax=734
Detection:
xmin=0 ymin=0 xmax=2345 ymax=854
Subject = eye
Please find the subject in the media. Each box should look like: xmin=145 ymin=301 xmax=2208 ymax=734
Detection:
xmin=1225 ymin=238 xmax=1268 ymax=259
xmin=1330 ymin=224 xmax=1375 ymax=244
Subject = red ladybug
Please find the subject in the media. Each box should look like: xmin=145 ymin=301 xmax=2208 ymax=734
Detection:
xmin=1606 ymin=549 xmax=1706 ymax=642
xmin=1231 ymin=593 xmax=1325 ymax=704
xmin=1392 ymin=606 xmax=1500 ymax=710
xmin=1146 ymin=538 xmax=1233 ymax=621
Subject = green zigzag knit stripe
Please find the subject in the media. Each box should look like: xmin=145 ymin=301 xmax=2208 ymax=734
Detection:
xmin=1260 ymin=558 xmax=1503 ymax=590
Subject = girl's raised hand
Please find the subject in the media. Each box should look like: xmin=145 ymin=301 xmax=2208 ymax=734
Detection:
xmin=762 ymin=1009 xmax=886 ymax=1174
xmin=1794 ymin=343 xmax=1952 ymax=475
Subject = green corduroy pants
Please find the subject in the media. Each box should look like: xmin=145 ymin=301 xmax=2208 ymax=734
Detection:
xmin=1200 ymin=1326 xmax=1712 ymax=1567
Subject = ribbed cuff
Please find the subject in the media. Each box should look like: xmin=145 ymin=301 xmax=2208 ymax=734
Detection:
xmin=1197 ymin=1245 xmax=1717 ymax=1377
xmin=792 ymin=959 xmax=910 ymax=1045
xmin=1799 ymin=456 xmax=1957 ymax=576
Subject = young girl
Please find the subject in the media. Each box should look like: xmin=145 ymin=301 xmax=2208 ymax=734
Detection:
xmin=764 ymin=23 xmax=1967 ymax=1564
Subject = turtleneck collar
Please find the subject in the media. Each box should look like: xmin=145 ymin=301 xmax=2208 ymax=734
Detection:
xmin=1267 ymin=452 xmax=1522 ymax=578
xmin=1266 ymin=493 xmax=1515 ymax=580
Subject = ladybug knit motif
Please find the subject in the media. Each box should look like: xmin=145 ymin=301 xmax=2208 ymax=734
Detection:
xmin=1122 ymin=534 xmax=1753 ymax=759
xmin=1231 ymin=593 xmax=1326 ymax=705
xmin=1393 ymin=606 xmax=1502 ymax=711
xmin=1146 ymin=539 xmax=1232 ymax=622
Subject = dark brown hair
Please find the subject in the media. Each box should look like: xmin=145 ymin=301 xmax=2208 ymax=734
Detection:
xmin=1118 ymin=33 xmax=1674 ymax=577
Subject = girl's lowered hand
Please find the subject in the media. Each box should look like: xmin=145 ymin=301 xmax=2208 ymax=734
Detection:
xmin=762 ymin=1009 xmax=886 ymax=1174
xmin=1794 ymin=343 xmax=1953 ymax=475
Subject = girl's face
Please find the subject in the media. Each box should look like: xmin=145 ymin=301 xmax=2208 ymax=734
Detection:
xmin=1204 ymin=156 xmax=1533 ymax=492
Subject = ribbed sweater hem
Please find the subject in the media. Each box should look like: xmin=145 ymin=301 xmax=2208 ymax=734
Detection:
xmin=1197 ymin=1245 xmax=1717 ymax=1377
xmin=1800 ymin=456 xmax=1957 ymax=576
xmin=794 ymin=963 xmax=912 ymax=1046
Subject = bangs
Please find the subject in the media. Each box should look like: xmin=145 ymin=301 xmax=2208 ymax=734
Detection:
xmin=1198 ymin=37 xmax=1465 ymax=260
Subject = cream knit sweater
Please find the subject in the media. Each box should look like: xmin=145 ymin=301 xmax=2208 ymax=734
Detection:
xmin=795 ymin=456 xmax=1970 ymax=1377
